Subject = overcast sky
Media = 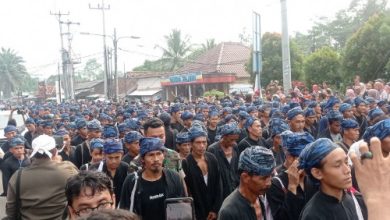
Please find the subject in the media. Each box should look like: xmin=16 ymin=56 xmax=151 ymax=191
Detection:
xmin=0 ymin=0 xmax=353 ymax=80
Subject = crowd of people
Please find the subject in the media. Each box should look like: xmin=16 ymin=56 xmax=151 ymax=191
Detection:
xmin=0 ymin=77 xmax=390 ymax=220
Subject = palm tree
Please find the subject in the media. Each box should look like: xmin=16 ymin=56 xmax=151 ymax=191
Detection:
xmin=0 ymin=48 xmax=28 ymax=98
xmin=201 ymin=38 xmax=216 ymax=51
xmin=157 ymin=29 xmax=192 ymax=71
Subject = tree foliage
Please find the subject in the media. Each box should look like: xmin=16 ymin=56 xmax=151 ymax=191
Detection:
xmin=343 ymin=13 xmax=390 ymax=82
xmin=247 ymin=33 xmax=304 ymax=87
xmin=75 ymin=58 xmax=104 ymax=82
xmin=304 ymin=46 xmax=341 ymax=86
xmin=0 ymin=48 xmax=29 ymax=98
xmin=156 ymin=29 xmax=192 ymax=71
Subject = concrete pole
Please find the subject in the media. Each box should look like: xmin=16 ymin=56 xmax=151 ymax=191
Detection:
xmin=281 ymin=0 xmax=292 ymax=94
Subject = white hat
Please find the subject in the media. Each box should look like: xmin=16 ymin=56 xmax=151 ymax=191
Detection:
xmin=30 ymin=134 xmax=56 ymax=158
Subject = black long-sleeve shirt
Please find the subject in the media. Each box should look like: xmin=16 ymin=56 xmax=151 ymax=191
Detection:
xmin=207 ymin=142 xmax=239 ymax=199
xmin=182 ymin=152 xmax=223 ymax=220
xmin=89 ymin=161 xmax=129 ymax=206
xmin=1 ymin=155 xmax=30 ymax=195
xmin=299 ymin=190 xmax=367 ymax=220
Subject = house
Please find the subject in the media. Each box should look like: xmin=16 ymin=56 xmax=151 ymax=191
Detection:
xmin=161 ymin=42 xmax=252 ymax=101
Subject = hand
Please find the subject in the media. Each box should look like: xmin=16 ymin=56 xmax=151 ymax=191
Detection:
xmin=287 ymin=159 xmax=303 ymax=195
xmin=350 ymin=137 xmax=390 ymax=200
xmin=350 ymin=137 xmax=390 ymax=219
xmin=207 ymin=212 xmax=217 ymax=220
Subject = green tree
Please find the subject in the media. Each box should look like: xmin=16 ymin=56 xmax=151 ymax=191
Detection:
xmin=156 ymin=29 xmax=192 ymax=71
xmin=75 ymin=58 xmax=104 ymax=82
xmin=343 ymin=13 xmax=390 ymax=82
xmin=247 ymin=32 xmax=304 ymax=87
xmin=0 ymin=48 xmax=28 ymax=98
xmin=304 ymin=46 xmax=341 ymax=86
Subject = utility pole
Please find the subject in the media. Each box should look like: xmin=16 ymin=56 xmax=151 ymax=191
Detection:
xmin=89 ymin=0 xmax=110 ymax=100
xmin=62 ymin=20 xmax=80 ymax=100
xmin=113 ymin=28 xmax=118 ymax=101
xmin=280 ymin=0 xmax=292 ymax=94
xmin=252 ymin=12 xmax=263 ymax=98
xmin=50 ymin=11 xmax=69 ymax=99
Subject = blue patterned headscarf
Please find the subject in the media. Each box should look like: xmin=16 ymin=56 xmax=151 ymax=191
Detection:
xmin=188 ymin=126 xmax=207 ymax=141
xmin=220 ymin=123 xmax=241 ymax=137
xmin=103 ymin=125 xmax=118 ymax=139
xmin=139 ymin=137 xmax=164 ymax=156
xmin=339 ymin=103 xmax=352 ymax=113
xmin=304 ymin=108 xmax=316 ymax=117
xmin=367 ymin=108 xmax=385 ymax=121
xmin=298 ymin=138 xmax=338 ymax=182
xmin=287 ymin=107 xmax=304 ymax=120
xmin=281 ymin=131 xmax=314 ymax=156
xmin=176 ymin=132 xmax=191 ymax=144
xmin=9 ymin=137 xmax=25 ymax=147
xmin=90 ymin=138 xmax=104 ymax=150
xmin=124 ymin=131 xmax=143 ymax=144
xmin=270 ymin=118 xmax=290 ymax=137
xmin=363 ymin=118 xmax=390 ymax=142
xmin=103 ymin=139 xmax=123 ymax=154
xmin=239 ymin=146 xmax=275 ymax=176
xmin=341 ymin=119 xmax=359 ymax=131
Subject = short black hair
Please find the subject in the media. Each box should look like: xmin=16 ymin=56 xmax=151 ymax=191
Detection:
xmin=65 ymin=171 xmax=114 ymax=206
xmin=79 ymin=209 xmax=139 ymax=220
xmin=143 ymin=117 xmax=164 ymax=135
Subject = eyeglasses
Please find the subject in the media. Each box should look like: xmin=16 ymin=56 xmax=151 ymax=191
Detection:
xmin=74 ymin=201 xmax=114 ymax=216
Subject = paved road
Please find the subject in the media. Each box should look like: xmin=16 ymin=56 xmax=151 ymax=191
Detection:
xmin=0 ymin=170 xmax=6 ymax=219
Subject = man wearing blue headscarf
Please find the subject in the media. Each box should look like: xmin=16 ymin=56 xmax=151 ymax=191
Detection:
xmin=89 ymin=139 xmax=129 ymax=206
xmin=122 ymin=131 xmax=143 ymax=164
xmin=337 ymin=119 xmax=360 ymax=153
xmin=298 ymin=138 xmax=367 ymax=220
xmin=303 ymin=108 xmax=318 ymax=138
xmin=319 ymin=110 xmax=343 ymax=142
xmin=208 ymin=123 xmax=241 ymax=200
xmin=267 ymin=131 xmax=317 ymax=220
xmin=73 ymin=120 xmax=102 ymax=168
xmin=218 ymin=146 xmax=275 ymax=220
xmin=119 ymin=137 xmax=186 ymax=219
xmin=238 ymin=117 xmax=268 ymax=156
xmin=287 ymin=107 xmax=305 ymax=133
xmin=182 ymin=126 xmax=223 ymax=220
xmin=1 ymin=137 xmax=31 ymax=196
xmin=354 ymin=97 xmax=368 ymax=139
xmin=207 ymin=111 xmax=220 ymax=144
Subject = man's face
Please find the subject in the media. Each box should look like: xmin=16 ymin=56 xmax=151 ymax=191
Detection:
xmin=332 ymin=103 xmax=340 ymax=111
xmin=249 ymin=110 xmax=259 ymax=118
xmin=343 ymin=128 xmax=359 ymax=142
xmin=356 ymin=103 xmax=367 ymax=114
xmin=191 ymin=136 xmax=207 ymax=157
xmin=202 ymin=109 xmax=209 ymax=118
xmin=248 ymin=120 xmax=262 ymax=138
xmin=312 ymin=148 xmax=351 ymax=191
xmin=221 ymin=134 xmax=239 ymax=148
xmin=43 ymin=126 xmax=53 ymax=136
xmin=342 ymin=109 xmax=354 ymax=119
xmin=143 ymin=150 xmax=164 ymax=173
xmin=273 ymin=134 xmax=282 ymax=147
xmin=26 ymin=124 xmax=36 ymax=132
xmin=145 ymin=126 xmax=166 ymax=143
xmin=177 ymin=142 xmax=191 ymax=158
xmin=5 ymin=131 xmax=16 ymax=140
xmin=183 ymin=119 xmax=193 ymax=128
xmin=105 ymin=152 xmax=123 ymax=170
xmin=314 ymin=105 xmax=322 ymax=114
xmin=126 ymin=141 xmax=140 ymax=156
xmin=329 ymin=121 xmax=341 ymax=134
xmin=10 ymin=145 xmax=24 ymax=159
xmin=246 ymin=173 xmax=272 ymax=196
xmin=173 ymin=111 xmax=182 ymax=120
xmin=289 ymin=115 xmax=305 ymax=132
xmin=87 ymin=130 xmax=102 ymax=139
xmin=209 ymin=116 xmax=219 ymax=127
xmin=305 ymin=115 xmax=316 ymax=126
xmin=63 ymin=134 xmax=71 ymax=147
xmin=68 ymin=187 xmax=114 ymax=220
xmin=91 ymin=149 xmax=104 ymax=164
xmin=79 ymin=127 xmax=88 ymax=137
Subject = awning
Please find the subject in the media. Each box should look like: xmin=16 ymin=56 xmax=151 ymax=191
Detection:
xmin=128 ymin=89 xmax=161 ymax=96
